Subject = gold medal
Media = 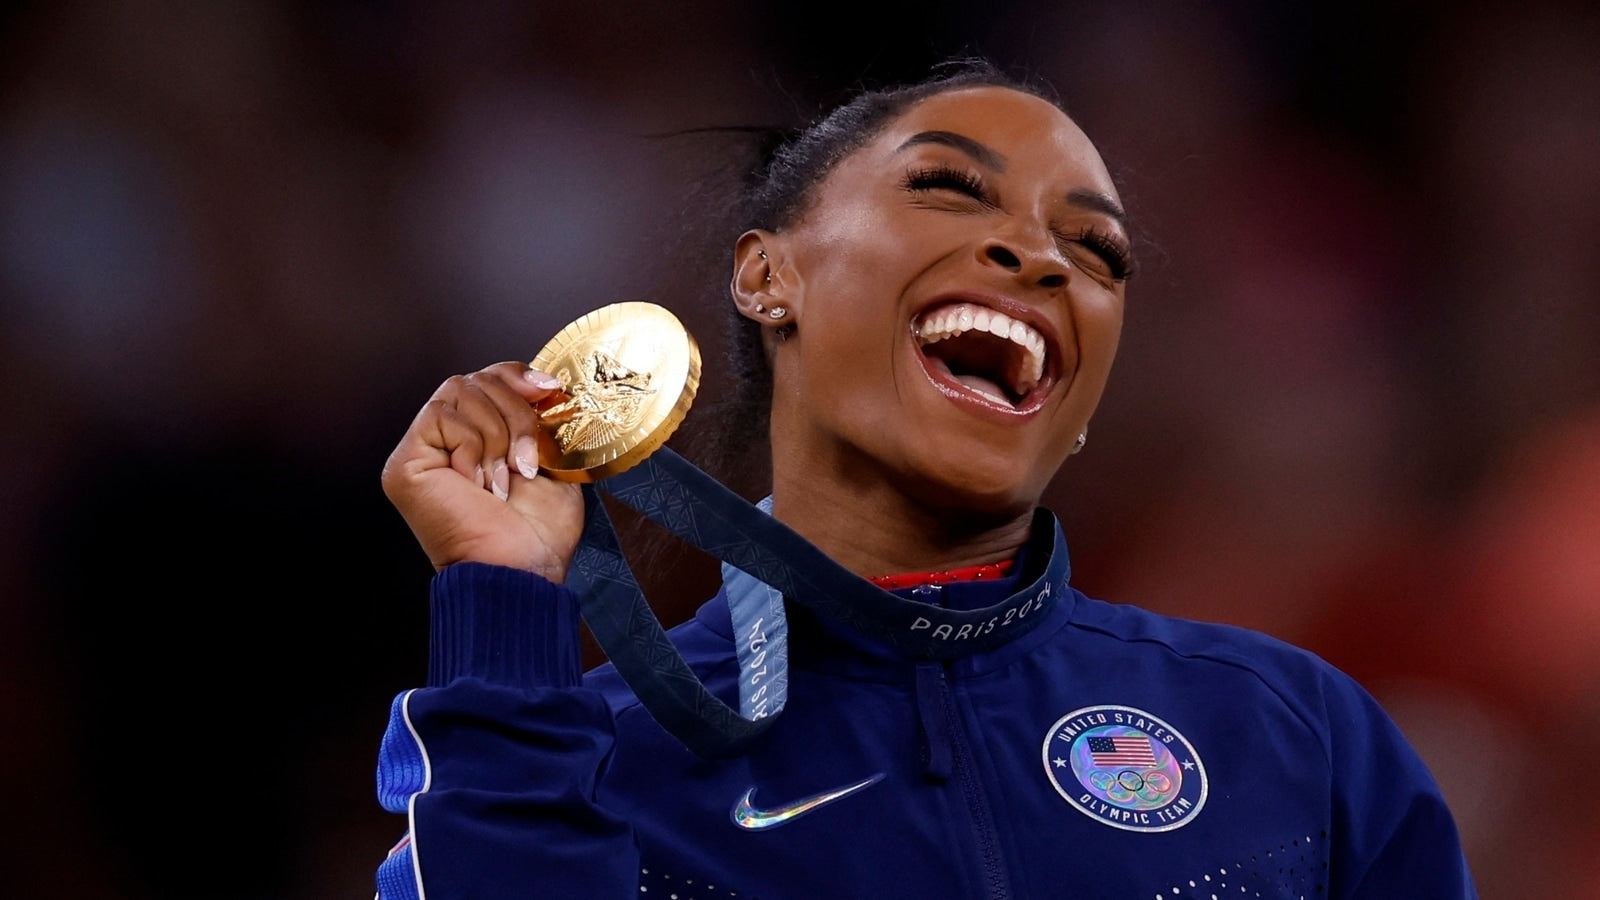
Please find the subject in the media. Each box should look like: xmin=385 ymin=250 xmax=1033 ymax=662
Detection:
xmin=530 ymin=301 xmax=701 ymax=482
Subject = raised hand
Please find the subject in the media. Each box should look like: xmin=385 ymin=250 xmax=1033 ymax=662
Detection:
xmin=381 ymin=362 xmax=584 ymax=582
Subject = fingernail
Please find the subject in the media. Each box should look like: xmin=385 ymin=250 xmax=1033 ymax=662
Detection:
xmin=474 ymin=464 xmax=485 ymax=487
xmin=491 ymin=460 xmax=510 ymax=500
xmin=524 ymin=368 xmax=561 ymax=390
xmin=513 ymin=436 xmax=538 ymax=480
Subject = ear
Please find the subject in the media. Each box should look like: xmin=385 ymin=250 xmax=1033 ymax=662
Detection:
xmin=730 ymin=229 xmax=783 ymax=323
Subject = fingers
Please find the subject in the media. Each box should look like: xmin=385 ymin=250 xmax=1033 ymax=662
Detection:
xmin=388 ymin=361 xmax=565 ymax=496
xmin=446 ymin=363 xmax=562 ymax=489
xmin=381 ymin=360 xmax=589 ymax=575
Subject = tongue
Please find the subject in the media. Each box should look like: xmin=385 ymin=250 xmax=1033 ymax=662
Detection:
xmin=955 ymin=373 xmax=1011 ymax=405
xmin=924 ymin=354 xmax=1015 ymax=405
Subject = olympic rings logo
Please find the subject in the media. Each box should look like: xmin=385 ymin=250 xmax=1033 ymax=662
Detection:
xmin=1041 ymin=705 xmax=1208 ymax=833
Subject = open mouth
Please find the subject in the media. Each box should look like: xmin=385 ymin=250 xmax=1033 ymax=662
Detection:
xmin=913 ymin=302 xmax=1049 ymax=408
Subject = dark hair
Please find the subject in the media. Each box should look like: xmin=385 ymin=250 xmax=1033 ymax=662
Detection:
xmin=702 ymin=58 xmax=1067 ymax=495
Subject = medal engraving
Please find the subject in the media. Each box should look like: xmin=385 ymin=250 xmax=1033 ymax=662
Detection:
xmin=531 ymin=302 xmax=699 ymax=482
xmin=544 ymin=349 xmax=656 ymax=452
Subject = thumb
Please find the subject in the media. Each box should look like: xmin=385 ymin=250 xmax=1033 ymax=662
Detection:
xmin=506 ymin=465 xmax=585 ymax=579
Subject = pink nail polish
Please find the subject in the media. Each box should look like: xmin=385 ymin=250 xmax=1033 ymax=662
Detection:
xmin=524 ymin=368 xmax=561 ymax=390
xmin=513 ymin=436 xmax=539 ymax=480
xmin=491 ymin=460 xmax=510 ymax=500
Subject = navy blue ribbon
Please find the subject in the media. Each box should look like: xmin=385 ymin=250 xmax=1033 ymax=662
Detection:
xmin=569 ymin=447 xmax=1071 ymax=759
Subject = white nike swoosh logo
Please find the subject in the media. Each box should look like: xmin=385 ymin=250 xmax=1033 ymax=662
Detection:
xmin=729 ymin=773 xmax=885 ymax=831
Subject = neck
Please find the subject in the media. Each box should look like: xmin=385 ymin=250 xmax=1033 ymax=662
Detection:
xmin=769 ymin=451 xmax=1035 ymax=579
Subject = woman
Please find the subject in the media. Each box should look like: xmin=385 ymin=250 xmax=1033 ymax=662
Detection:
xmin=374 ymin=60 xmax=1476 ymax=898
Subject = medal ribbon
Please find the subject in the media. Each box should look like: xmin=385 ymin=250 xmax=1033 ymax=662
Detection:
xmin=569 ymin=446 xmax=1071 ymax=759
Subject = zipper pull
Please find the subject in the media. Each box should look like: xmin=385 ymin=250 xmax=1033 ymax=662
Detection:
xmin=914 ymin=662 xmax=953 ymax=782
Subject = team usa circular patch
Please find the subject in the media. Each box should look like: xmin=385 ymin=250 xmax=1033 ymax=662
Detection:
xmin=1041 ymin=705 xmax=1207 ymax=833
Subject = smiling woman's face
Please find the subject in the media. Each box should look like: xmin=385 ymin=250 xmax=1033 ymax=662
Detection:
xmin=755 ymin=85 xmax=1130 ymax=520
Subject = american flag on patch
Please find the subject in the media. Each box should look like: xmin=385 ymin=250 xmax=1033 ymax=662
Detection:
xmin=1088 ymin=735 xmax=1157 ymax=768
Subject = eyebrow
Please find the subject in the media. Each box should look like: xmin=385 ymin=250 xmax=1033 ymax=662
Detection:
xmin=896 ymin=131 xmax=1007 ymax=171
xmin=1066 ymin=188 xmax=1130 ymax=230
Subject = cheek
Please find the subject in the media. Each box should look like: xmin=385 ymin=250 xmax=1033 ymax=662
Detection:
xmin=1059 ymin=289 xmax=1125 ymax=421
xmin=791 ymin=195 xmax=928 ymax=305
xmin=792 ymin=220 xmax=917 ymax=355
xmin=1074 ymin=289 xmax=1124 ymax=364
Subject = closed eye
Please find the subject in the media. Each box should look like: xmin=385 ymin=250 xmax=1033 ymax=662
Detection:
xmin=902 ymin=164 xmax=994 ymax=206
xmin=1054 ymin=224 xmax=1136 ymax=282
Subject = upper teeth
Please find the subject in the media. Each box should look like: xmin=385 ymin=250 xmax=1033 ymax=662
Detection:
xmin=916 ymin=302 xmax=1047 ymax=394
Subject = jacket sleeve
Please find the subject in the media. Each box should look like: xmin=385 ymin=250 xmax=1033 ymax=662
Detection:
xmin=374 ymin=562 xmax=639 ymax=900
xmin=1322 ymin=669 xmax=1478 ymax=899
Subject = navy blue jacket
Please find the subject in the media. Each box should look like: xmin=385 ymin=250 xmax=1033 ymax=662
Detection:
xmin=375 ymin=547 xmax=1476 ymax=899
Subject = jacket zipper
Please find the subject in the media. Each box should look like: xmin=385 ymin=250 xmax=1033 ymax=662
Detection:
xmin=931 ymin=663 xmax=1011 ymax=899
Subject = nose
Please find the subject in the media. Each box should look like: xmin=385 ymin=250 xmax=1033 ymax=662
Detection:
xmin=979 ymin=227 xmax=1069 ymax=289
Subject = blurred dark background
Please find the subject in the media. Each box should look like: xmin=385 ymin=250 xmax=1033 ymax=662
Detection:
xmin=2 ymin=2 xmax=1596 ymax=898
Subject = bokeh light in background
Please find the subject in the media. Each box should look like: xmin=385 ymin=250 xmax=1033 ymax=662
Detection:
xmin=1 ymin=3 xmax=1594 ymax=898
